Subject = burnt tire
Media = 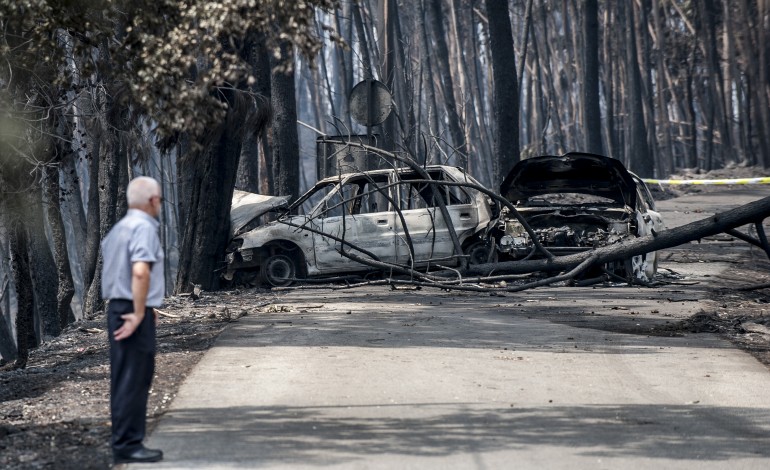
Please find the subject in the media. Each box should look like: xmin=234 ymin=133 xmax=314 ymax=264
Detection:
xmin=260 ymin=254 xmax=296 ymax=287
xmin=464 ymin=240 xmax=498 ymax=265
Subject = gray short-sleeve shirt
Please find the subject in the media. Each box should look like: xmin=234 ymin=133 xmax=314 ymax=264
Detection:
xmin=101 ymin=209 xmax=165 ymax=307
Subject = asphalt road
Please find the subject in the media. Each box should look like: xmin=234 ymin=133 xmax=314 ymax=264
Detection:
xmin=136 ymin=188 xmax=770 ymax=469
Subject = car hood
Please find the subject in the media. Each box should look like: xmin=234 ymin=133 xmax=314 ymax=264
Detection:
xmin=230 ymin=190 xmax=291 ymax=238
xmin=499 ymin=153 xmax=637 ymax=207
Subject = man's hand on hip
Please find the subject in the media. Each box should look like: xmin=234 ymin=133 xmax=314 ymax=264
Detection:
xmin=114 ymin=312 xmax=145 ymax=341
xmin=115 ymin=260 xmax=153 ymax=341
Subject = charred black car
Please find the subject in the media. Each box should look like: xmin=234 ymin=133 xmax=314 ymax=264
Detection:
xmin=490 ymin=152 xmax=665 ymax=281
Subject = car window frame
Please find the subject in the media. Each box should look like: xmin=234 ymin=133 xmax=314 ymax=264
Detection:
xmin=394 ymin=168 xmax=472 ymax=210
xmin=309 ymin=173 xmax=395 ymax=219
xmin=631 ymin=175 xmax=657 ymax=211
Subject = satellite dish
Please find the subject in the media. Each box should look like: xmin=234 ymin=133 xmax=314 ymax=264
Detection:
xmin=349 ymin=79 xmax=392 ymax=126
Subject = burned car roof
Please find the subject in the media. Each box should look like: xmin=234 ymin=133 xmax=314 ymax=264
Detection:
xmin=500 ymin=152 xmax=638 ymax=207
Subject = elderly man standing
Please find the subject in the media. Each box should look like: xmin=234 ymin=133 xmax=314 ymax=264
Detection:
xmin=101 ymin=176 xmax=165 ymax=464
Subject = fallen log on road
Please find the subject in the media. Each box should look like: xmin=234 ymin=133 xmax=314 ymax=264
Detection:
xmin=277 ymin=196 xmax=770 ymax=293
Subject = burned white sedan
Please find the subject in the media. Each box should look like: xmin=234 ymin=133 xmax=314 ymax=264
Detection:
xmin=225 ymin=165 xmax=493 ymax=286
xmin=492 ymin=152 xmax=665 ymax=281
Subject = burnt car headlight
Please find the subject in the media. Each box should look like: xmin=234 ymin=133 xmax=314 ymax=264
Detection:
xmin=499 ymin=235 xmax=529 ymax=252
xmin=499 ymin=235 xmax=514 ymax=251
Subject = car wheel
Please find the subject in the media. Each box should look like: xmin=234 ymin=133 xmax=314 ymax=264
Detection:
xmin=464 ymin=240 xmax=498 ymax=265
xmin=260 ymin=254 xmax=296 ymax=287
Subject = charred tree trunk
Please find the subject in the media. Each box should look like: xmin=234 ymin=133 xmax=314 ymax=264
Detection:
xmin=448 ymin=0 xmax=472 ymax=159
xmin=0 ymin=224 xmax=18 ymax=362
xmin=6 ymin=199 xmax=36 ymax=369
xmin=698 ymin=0 xmax=732 ymax=167
xmin=315 ymin=15 xmax=337 ymax=124
xmin=238 ymin=134 xmax=262 ymax=194
xmin=536 ymin=1 xmax=566 ymax=153
xmin=176 ymin=132 xmax=194 ymax=230
xmin=602 ymin=6 xmax=618 ymax=159
xmin=332 ymin=3 xmax=353 ymax=132
xmin=419 ymin=0 xmax=440 ymax=158
xmin=468 ymin=9 xmax=494 ymax=186
xmin=582 ymin=0 xmax=603 ymax=155
xmin=426 ymin=0 xmax=466 ymax=164
xmin=352 ymin=0 xmax=374 ymax=79
xmin=636 ymin=1 xmax=659 ymax=175
xmin=757 ymin=0 xmax=770 ymax=168
xmin=392 ymin=0 xmax=417 ymax=159
xmin=81 ymin=120 xmax=101 ymax=314
xmin=485 ymin=0 xmax=519 ymax=182
xmin=59 ymin=126 xmax=87 ymax=315
xmin=271 ymin=42 xmax=300 ymax=200
xmin=237 ymin=36 xmax=272 ymax=194
xmin=531 ymin=28 xmax=546 ymax=155
xmin=0 ymin=299 xmax=16 ymax=361
xmin=736 ymin=0 xmax=770 ymax=167
xmin=84 ymin=84 xmax=126 ymax=316
xmin=624 ymin=2 xmax=654 ymax=177
xmin=561 ymin=1 xmax=579 ymax=149
xmin=60 ymin=136 xmax=87 ymax=264
xmin=381 ymin=0 xmax=407 ymax=153
xmin=21 ymin=110 xmax=59 ymax=338
xmin=175 ymin=85 xmax=251 ymax=293
xmin=27 ymin=184 xmax=60 ymax=338
xmin=44 ymin=163 xmax=75 ymax=328
xmin=721 ymin=0 xmax=740 ymax=163
xmin=684 ymin=54 xmax=698 ymax=169
xmin=652 ymin=0 xmax=673 ymax=176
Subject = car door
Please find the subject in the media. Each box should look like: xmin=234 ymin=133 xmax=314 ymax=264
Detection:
xmin=395 ymin=169 xmax=478 ymax=266
xmin=313 ymin=174 xmax=398 ymax=272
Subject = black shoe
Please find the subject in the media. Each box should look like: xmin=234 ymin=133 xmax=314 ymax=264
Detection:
xmin=114 ymin=446 xmax=164 ymax=464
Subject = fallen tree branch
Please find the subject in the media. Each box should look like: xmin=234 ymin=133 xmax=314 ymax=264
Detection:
xmin=296 ymin=195 xmax=770 ymax=293
xmin=737 ymin=283 xmax=770 ymax=292
xmin=383 ymin=254 xmax=600 ymax=293
xmin=467 ymin=195 xmax=770 ymax=277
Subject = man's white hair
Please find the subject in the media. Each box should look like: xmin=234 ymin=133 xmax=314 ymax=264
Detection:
xmin=127 ymin=176 xmax=161 ymax=207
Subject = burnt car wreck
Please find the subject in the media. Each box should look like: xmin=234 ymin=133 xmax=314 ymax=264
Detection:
xmin=489 ymin=152 xmax=665 ymax=282
xmin=224 ymin=165 xmax=493 ymax=287
xmin=223 ymin=148 xmax=669 ymax=289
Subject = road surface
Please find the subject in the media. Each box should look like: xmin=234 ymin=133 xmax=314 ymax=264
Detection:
xmin=135 ymin=188 xmax=770 ymax=469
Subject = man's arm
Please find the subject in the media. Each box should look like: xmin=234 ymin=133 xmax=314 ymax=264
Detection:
xmin=113 ymin=261 xmax=151 ymax=341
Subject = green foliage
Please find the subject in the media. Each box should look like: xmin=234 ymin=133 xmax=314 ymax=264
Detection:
xmin=0 ymin=0 xmax=338 ymax=143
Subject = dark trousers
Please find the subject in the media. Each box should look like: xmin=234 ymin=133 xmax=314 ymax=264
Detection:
xmin=107 ymin=299 xmax=156 ymax=455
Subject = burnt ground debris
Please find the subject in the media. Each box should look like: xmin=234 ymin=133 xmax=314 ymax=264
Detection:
xmin=0 ymin=294 xmax=243 ymax=469
xmin=3 ymin=256 xmax=770 ymax=469
xmin=3 ymin=185 xmax=770 ymax=469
